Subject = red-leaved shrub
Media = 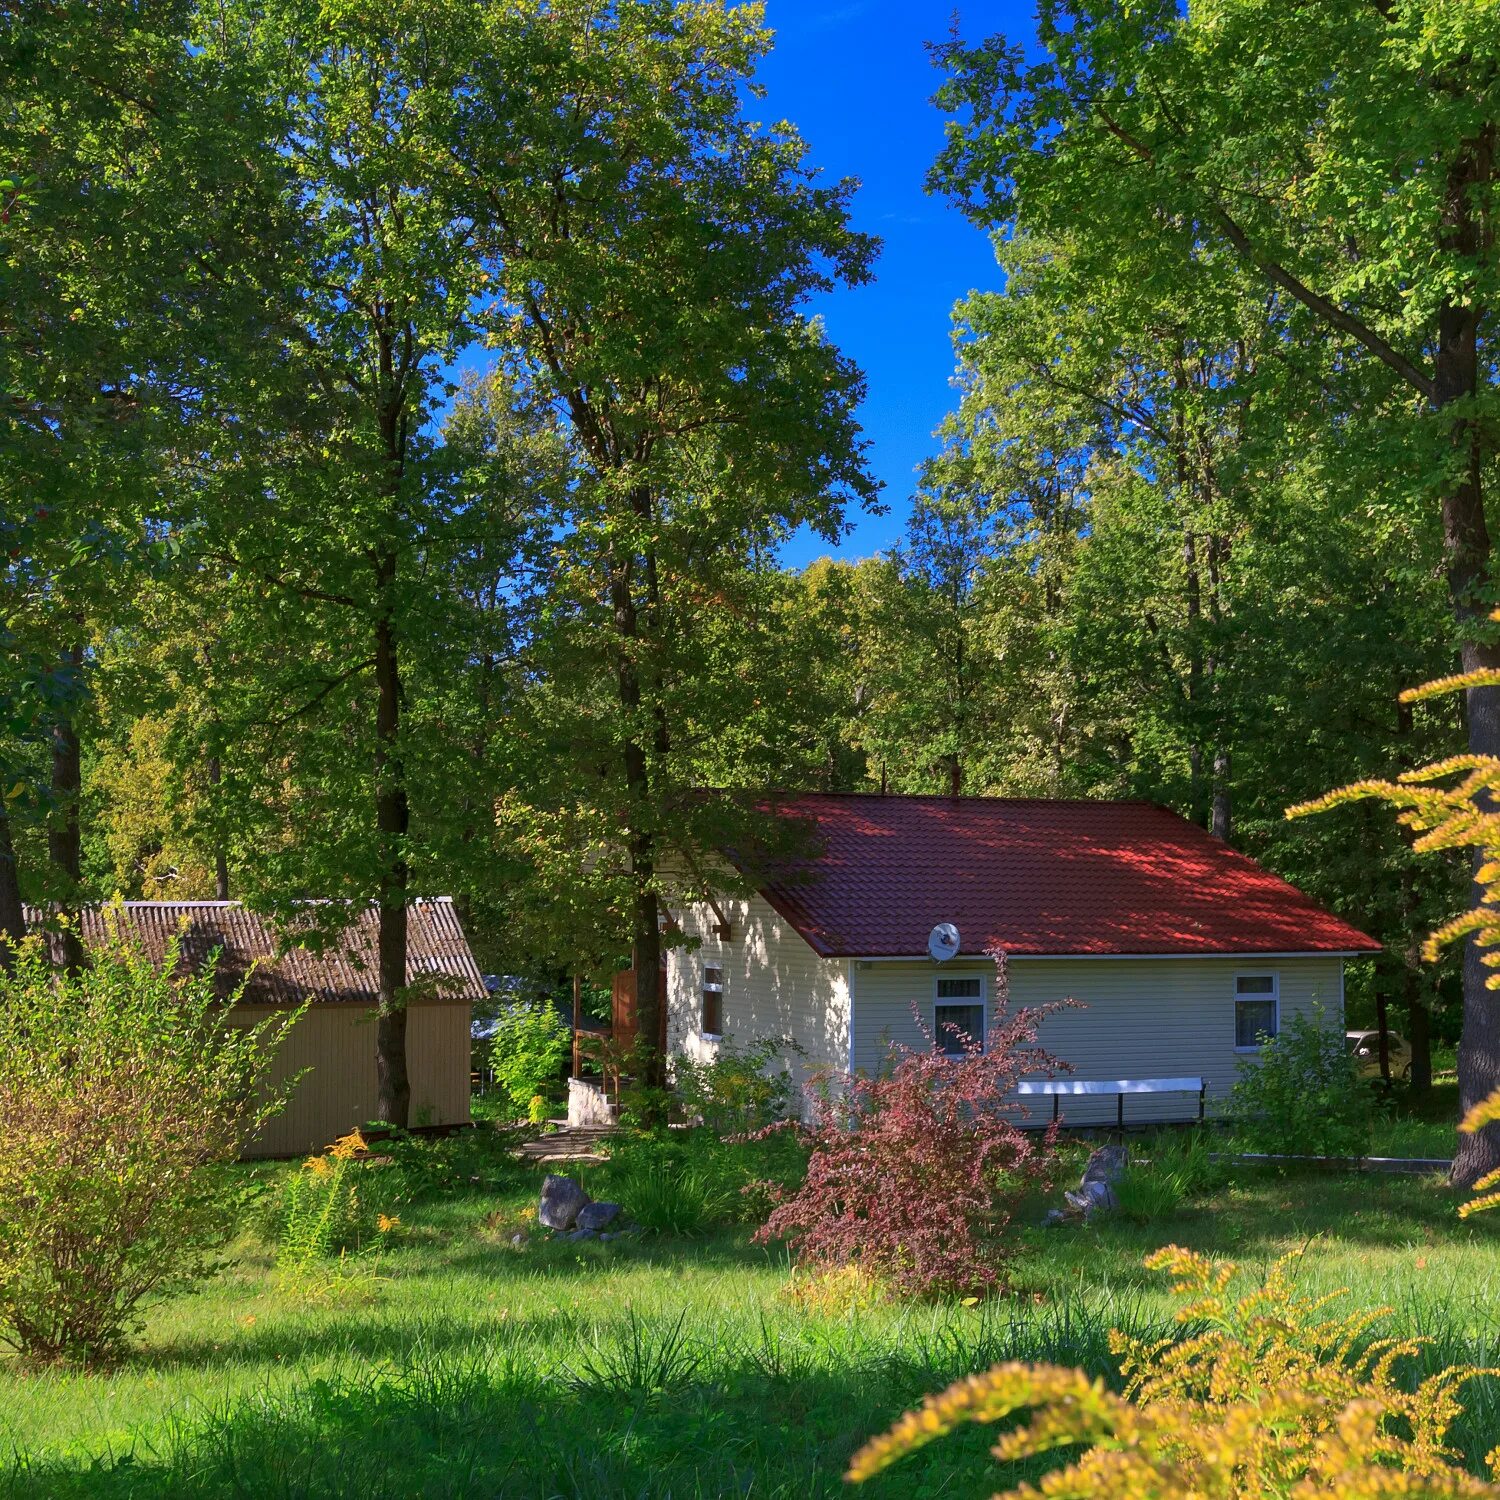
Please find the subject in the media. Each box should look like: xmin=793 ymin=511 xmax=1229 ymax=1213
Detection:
xmin=754 ymin=951 xmax=1068 ymax=1300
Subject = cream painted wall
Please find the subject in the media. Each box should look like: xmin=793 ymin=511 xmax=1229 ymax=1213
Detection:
xmin=235 ymin=1001 xmax=473 ymax=1158
xmin=667 ymin=892 xmax=849 ymax=1111
xmin=849 ymin=954 xmax=1345 ymax=1124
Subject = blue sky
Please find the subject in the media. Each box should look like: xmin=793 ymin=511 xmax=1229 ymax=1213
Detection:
xmin=757 ymin=2 xmax=1034 ymax=567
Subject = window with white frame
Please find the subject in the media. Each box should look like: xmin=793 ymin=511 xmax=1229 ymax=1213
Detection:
xmin=934 ymin=974 xmax=986 ymax=1056
xmin=701 ymin=965 xmax=724 ymax=1038
xmin=1234 ymin=973 xmax=1279 ymax=1049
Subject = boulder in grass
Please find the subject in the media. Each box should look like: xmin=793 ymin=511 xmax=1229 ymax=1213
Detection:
xmin=539 ymin=1173 xmax=591 ymax=1231
xmin=575 ymin=1201 xmax=621 ymax=1233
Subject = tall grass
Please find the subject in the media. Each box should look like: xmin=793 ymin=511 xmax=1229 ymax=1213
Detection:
xmin=6 ymin=1285 xmax=1498 ymax=1500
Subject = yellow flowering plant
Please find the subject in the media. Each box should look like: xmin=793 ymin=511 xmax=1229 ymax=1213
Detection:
xmin=1289 ymin=615 xmax=1500 ymax=1202
xmin=276 ymin=1129 xmax=401 ymax=1293
xmin=848 ymin=1247 xmax=1500 ymax=1498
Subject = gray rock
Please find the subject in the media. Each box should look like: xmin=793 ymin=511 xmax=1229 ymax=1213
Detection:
xmin=1042 ymin=1208 xmax=1071 ymax=1229
xmin=575 ymin=1200 xmax=622 ymax=1233
xmin=566 ymin=1227 xmax=597 ymax=1242
xmin=1080 ymin=1146 xmax=1128 ymax=1188
xmin=510 ymin=1232 xmax=526 ymax=1248
xmin=539 ymin=1173 xmax=592 ymax=1231
xmin=1065 ymin=1179 xmax=1117 ymax=1215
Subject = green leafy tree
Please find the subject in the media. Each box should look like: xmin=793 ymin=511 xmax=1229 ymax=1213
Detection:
xmin=440 ymin=0 xmax=876 ymax=1087
xmin=0 ymin=2 xmax=278 ymax=965
xmin=930 ymin=0 xmax=1500 ymax=1183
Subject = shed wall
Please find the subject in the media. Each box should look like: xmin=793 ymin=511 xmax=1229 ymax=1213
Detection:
xmin=849 ymin=954 xmax=1345 ymax=1124
xmin=234 ymin=1001 xmax=473 ymax=1157
xmin=667 ymin=892 xmax=848 ymax=1109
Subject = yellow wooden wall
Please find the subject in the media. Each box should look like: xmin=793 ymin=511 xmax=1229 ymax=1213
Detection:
xmin=234 ymin=1001 xmax=473 ymax=1157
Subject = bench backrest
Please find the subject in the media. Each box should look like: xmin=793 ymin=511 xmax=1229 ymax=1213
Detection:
xmin=1017 ymin=1077 xmax=1203 ymax=1097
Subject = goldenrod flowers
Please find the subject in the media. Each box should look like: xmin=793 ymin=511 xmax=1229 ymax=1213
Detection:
xmin=848 ymin=1246 xmax=1500 ymax=1496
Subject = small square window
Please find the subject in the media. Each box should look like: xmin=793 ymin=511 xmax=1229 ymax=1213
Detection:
xmin=934 ymin=975 xmax=986 ymax=1055
xmin=701 ymin=966 xmax=723 ymax=1037
xmin=1234 ymin=974 xmax=1279 ymax=1049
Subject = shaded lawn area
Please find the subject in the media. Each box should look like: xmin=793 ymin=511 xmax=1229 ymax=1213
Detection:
xmin=2 ymin=1137 xmax=1498 ymax=1500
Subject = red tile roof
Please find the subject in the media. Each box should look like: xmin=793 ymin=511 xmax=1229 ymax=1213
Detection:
xmin=21 ymin=898 xmax=486 ymax=1006
xmin=752 ymin=795 xmax=1381 ymax=959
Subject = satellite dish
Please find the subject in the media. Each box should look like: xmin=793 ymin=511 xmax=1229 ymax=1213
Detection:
xmin=928 ymin=922 xmax=961 ymax=963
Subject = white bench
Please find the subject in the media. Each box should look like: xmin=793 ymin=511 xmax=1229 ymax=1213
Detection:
xmin=1017 ymin=1076 xmax=1206 ymax=1128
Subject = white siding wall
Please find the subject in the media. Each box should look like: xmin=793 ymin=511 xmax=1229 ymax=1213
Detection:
xmin=667 ymin=892 xmax=849 ymax=1112
xmin=850 ymin=954 xmax=1346 ymax=1125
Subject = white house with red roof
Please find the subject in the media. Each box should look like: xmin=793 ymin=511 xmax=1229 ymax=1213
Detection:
xmin=664 ymin=794 xmax=1381 ymax=1125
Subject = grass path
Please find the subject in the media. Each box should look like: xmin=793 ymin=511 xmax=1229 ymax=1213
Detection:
xmin=2 ymin=1139 xmax=1498 ymax=1498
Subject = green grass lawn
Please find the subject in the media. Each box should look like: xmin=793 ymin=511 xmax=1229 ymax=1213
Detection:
xmin=2 ymin=1128 xmax=1498 ymax=1500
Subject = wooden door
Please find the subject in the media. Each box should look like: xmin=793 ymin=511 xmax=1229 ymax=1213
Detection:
xmin=609 ymin=967 xmax=669 ymax=1053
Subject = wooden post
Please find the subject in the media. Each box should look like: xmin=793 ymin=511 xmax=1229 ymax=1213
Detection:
xmin=572 ymin=973 xmax=582 ymax=1080
xmin=1117 ymin=1092 xmax=1124 ymax=1131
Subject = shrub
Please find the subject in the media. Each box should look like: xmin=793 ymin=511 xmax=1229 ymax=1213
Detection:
xmin=754 ymin=952 xmax=1065 ymax=1300
xmin=849 ymin=1245 xmax=1495 ymax=1496
xmin=673 ymin=1034 xmax=802 ymax=1135
xmin=0 ymin=918 xmax=299 ymax=1362
xmin=490 ymin=1000 xmax=570 ymax=1118
xmin=1226 ymin=1005 xmax=1374 ymax=1159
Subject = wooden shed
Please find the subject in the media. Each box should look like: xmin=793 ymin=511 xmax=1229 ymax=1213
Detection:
xmin=26 ymin=898 xmax=481 ymax=1157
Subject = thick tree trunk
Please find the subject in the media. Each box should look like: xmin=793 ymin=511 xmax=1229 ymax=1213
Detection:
xmin=49 ymin=643 xmax=86 ymax=974
xmin=1210 ymin=749 xmax=1231 ymax=842
xmin=610 ymin=488 xmax=667 ymax=1095
xmin=1436 ymin=139 xmax=1500 ymax=1187
xmin=0 ymin=798 xmax=23 ymax=971
xmin=372 ymin=590 xmax=411 ymax=1128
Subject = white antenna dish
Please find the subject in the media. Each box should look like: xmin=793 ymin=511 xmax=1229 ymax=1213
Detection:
xmin=927 ymin=922 xmax=961 ymax=963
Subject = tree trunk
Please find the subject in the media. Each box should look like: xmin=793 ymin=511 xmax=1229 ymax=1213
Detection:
xmin=49 ymin=643 xmax=86 ymax=974
xmin=610 ymin=487 xmax=666 ymax=1094
xmin=1210 ymin=748 xmax=1231 ymax=843
xmin=1406 ymin=983 xmax=1433 ymax=1095
xmin=0 ymin=798 xmax=23 ymax=972
xmin=372 ymin=587 xmax=411 ymax=1127
xmin=1436 ymin=137 xmax=1500 ymax=1188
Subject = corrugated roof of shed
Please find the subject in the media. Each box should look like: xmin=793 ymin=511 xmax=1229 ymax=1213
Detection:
xmin=20 ymin=898 xmax=486 ymax=1006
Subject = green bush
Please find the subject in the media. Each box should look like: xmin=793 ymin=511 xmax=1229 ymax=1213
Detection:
xmin=1226 ymin=1007 xmax=1373 ymax=1159
xmin=490 ymin=1001 xmax=570 ymax=1117
xmin=0 ymin=917 xmax=299 ymax=1362
xmin=673 ymin=1035 xmax=802 ymax=1135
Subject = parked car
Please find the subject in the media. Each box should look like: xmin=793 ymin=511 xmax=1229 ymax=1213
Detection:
xmin=1346 ymin=1029 xmax=1412 ymax=1080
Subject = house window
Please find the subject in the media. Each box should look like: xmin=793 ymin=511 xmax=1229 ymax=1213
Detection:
xmin=1234 ymin=973 xmax=1279 ymax=1049
xmin=934 ymin=975 xmax=986 ymax=1056
xmin=701 ymin=966 xmax=724 ymax=1038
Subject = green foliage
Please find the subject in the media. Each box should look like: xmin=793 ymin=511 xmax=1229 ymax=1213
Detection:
xmin=1227 ymin=1008 xmax=1374 ymax=1160
xmin=592 ymin=1128 xmax=807 ymax=1237
xmin=673 ymin=1035 xmax=803 ymax=1135
xmin=1112 ymin=1133 xmax=1222 ymax=1224
xmin=0 ymin=919 xmax=299 ymax=1362
xmin=490 ymin=1001 xmax=570 ymax=1117
xmin=848 ymin=1246 xmax=1494 ymax=1497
